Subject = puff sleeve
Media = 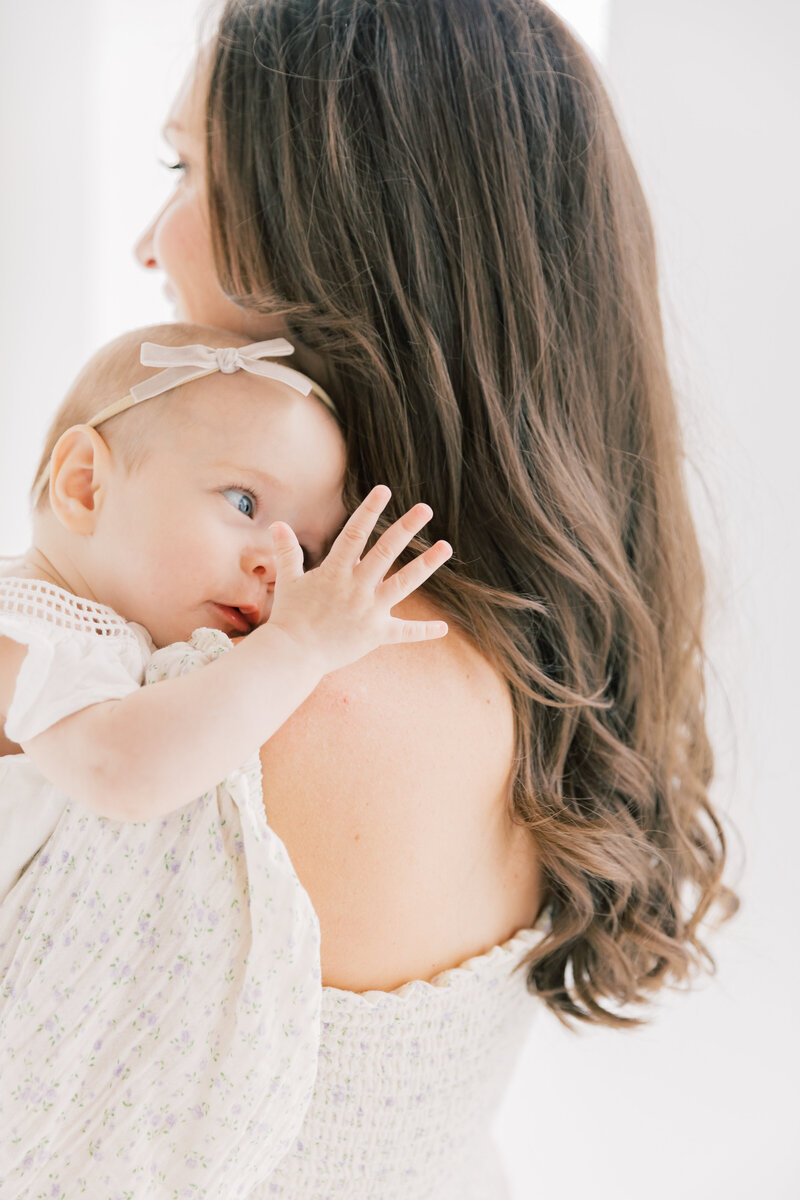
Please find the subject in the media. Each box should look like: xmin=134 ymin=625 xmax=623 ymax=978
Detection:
xmin=0 ymin=607 xmax=152 ymax=744
xmin=0 ymin=588 xmax=152 ymax=900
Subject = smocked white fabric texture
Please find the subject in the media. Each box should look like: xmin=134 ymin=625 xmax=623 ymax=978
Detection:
xmin=0 ymin=580 xmax=322 ymax=1199
xmin=0 ymin=577 xmax=544 ymax=1199
xmin=254 ymin=923 xmax=544 ymax=1200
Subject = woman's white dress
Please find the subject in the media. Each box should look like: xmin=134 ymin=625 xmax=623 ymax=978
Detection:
xmin=0 ymin=577 xmax=546 ymax=1199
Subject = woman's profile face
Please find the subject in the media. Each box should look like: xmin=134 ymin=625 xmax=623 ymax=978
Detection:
xmin=134 ymin=58 xmax=284 ymax=341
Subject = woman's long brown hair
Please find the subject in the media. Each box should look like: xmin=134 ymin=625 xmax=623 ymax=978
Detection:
xmin=206 ymin=0 xmax=738 ymax=1026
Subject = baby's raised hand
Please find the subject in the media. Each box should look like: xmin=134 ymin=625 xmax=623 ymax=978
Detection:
xmin=262 ymin=486 xmax=452 ymax=675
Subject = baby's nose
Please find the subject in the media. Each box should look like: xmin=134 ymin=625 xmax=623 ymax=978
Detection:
xmin=243 ymin=538 xmax=277 ymax=579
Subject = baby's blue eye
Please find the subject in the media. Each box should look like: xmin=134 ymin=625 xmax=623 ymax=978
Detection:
xmin=221 ymin=488 xmax=256 ymax=518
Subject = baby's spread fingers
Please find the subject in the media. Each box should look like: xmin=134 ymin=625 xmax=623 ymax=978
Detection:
xmin=327 ymin=485 xmax=392 ymax=566
xmin=381 ymin=540 xmax=453 ymax=603
xmin=388 ymin=618 xmax=450 ymax=643
xmin=269 ymin=522 xmax=305 ymax=582
xmin=358 ymin=503 xmax=435 ymax=585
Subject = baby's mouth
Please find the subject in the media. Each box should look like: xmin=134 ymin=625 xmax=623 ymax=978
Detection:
xmin=237 ymin=603 xmax=264 ymax=629
xmin=210 ymin=603 xmax=258 ymax=634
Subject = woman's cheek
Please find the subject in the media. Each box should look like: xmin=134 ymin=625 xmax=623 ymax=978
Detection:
xmin=154 ymin=200 xmax=196 ymax=285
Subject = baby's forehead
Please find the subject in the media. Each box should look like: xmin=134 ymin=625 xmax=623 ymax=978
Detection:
xmin=160 ymin=371 xmax=346 ymax=492
xmin=170 ymin=368 xmax=343 ymax=438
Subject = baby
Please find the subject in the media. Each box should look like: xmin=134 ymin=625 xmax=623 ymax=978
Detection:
xmin=0 ymin=322 xmax=452 ymax=1192
xmin=0 ymin=321 xmax=452 ymax=895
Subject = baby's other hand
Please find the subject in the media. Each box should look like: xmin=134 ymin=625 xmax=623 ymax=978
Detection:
xmin=262 ymin=486 xmax=452 ymax=676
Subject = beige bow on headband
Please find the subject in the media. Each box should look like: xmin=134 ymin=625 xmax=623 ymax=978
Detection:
xmin=87 ymin=338 xmax=336 ymax=427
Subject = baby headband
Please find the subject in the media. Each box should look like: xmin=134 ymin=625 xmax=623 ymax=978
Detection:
xmin=32 ymin=338 xmax=336 ymax=506
xmin=87 ymin=338 xmax=337 ymax=428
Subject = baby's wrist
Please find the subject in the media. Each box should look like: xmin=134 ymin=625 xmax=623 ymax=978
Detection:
xmin=247 ymin=619 xmax=330 ymax=688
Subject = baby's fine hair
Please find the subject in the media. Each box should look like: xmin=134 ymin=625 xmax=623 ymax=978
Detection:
xmin=32 ymin=323 xmax=254 ymax=510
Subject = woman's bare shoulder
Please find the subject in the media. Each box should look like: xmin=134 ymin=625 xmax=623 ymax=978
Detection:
xmin=259 ymin=594 xmax=542 ymax=992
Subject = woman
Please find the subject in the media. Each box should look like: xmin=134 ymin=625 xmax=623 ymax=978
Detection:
xmin=133 ymin=0 xmax=736 ymax=1180
xmin=4 ymin=1 xmax=737 ymax=1196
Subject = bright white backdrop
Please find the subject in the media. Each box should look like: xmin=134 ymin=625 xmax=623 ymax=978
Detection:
xmin=0 ymin=1 xmax=797 ymax=1196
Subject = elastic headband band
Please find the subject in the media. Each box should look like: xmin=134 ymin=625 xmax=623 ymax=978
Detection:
xmin=32 ymin=338 xmax=337 ymax=506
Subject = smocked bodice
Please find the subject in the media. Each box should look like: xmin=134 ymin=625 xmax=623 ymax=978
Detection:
xmin=253 ymin=924 xmax=545 ymax=1199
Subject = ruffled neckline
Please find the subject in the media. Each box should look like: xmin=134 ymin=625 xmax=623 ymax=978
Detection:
xmin=323 ymin=913 xmax=550 ymax=1007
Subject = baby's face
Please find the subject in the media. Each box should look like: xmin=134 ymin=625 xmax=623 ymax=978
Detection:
xmin=87 ymin=370 xmax=347 ymax=646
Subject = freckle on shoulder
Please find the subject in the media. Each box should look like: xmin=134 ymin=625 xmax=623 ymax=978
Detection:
xmin=304 ymin=591 xmax=510 ymax=743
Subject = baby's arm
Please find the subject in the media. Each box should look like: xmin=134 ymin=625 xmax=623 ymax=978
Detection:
xmin=0 ymin=638 xmax=25 ymax=755
xmin=11 ymin=489 xmax=452 ymax=822
xmin=0 ymin=731 xmax=21 ymax=756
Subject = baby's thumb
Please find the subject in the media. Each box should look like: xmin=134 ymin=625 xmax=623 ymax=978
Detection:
xmin=269 ymin=521 xmax=305 ymax=582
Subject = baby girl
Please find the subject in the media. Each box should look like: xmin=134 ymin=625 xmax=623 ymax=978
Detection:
xmin=0 ymin=322 xmax=452 ymax=1196
xmin=0 ymin=321 xmax=450 ymax=884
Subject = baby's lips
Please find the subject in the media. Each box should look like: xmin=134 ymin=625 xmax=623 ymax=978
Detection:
xmin=237 ymin=603 xmax=265 ymax=629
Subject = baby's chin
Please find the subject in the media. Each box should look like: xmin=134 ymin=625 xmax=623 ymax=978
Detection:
xmin=143 ymin=618 xmax=202 ymax=649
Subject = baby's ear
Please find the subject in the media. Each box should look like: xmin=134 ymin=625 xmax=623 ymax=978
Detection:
xmin=48 ymin=425 xmax=113 ymax=534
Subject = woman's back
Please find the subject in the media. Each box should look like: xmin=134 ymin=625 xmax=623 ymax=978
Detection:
xmin=260 ymin=593 xmax=543 ymax=992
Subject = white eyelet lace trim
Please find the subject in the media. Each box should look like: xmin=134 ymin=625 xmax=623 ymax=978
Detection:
xmin=0 ymin=577 xmax=132 ymax=638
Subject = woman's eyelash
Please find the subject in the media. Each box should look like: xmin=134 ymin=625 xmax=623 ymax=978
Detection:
xmin=158 ymin=157 xmax=187 ymax=173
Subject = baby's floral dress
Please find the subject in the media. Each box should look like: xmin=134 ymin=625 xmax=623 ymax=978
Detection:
xmin=0 ymin=578 xmax=322 ymax=1200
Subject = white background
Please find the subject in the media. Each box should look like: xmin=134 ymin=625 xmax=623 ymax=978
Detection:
xmin=0 ymin=1 xmax=797 ymax=1196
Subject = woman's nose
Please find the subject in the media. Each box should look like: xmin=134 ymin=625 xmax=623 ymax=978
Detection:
xmin=134 ymin=219 xmax=158 ymax=269
xmin=134 ymin=199 xmax=169 ymax=269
